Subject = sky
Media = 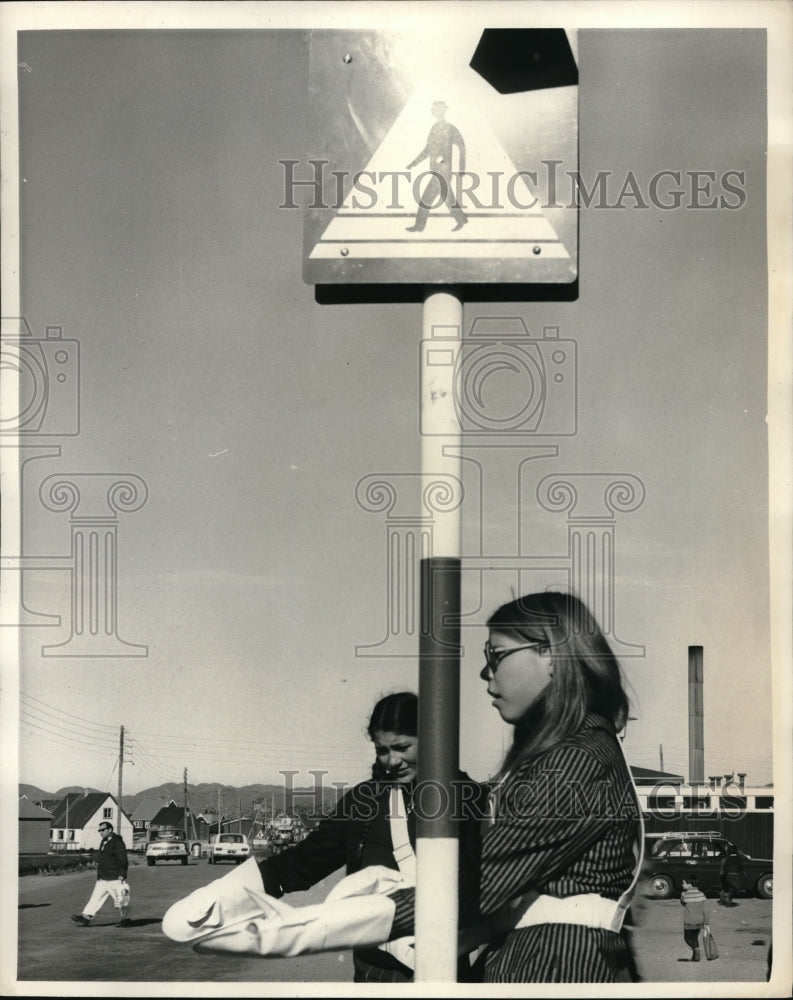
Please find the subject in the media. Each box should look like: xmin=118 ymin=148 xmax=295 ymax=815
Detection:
xmin=1 ymin=4 xmax=789 ymax=816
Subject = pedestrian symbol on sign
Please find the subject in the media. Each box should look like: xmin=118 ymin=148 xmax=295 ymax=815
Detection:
xmin=406 ymin=101 xmax=468 ymax=233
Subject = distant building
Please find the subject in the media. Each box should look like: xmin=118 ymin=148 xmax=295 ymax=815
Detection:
xmin=630 ymin=767 xmax=773 ymax=859
xmin=40 ymin=791 xmax=133 ymax=851
xmin=131 ymin=797 xmax=176 ymax=835
xmin=19 ymin=797 xmax=53 ymax=854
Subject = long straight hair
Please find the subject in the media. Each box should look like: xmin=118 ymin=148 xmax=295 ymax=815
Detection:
xmin=487 ymin=591 xmax=629 ymax=777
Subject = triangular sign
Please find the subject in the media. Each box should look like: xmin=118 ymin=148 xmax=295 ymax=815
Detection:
xmin=310 ymin=83 xmax=570 ymax=261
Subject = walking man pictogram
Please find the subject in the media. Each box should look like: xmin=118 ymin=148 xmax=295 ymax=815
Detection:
xmin=406 ymin=101 xmax=468 ymax=232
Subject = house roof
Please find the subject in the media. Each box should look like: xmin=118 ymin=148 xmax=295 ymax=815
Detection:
xmin=150 ymin=804 xmax=187 ymax=828
xmin=630 ymin=765 xmax=685 ymax=784
xmin=19 ymin=797 xmax=53 ymax=819
xmin=47 ymin=792 xmax=85 ymax=826
xmin=48 ymin=792 xmax=129 ymax=829
xmin=132 ymin=797 xmax=176 ymax=822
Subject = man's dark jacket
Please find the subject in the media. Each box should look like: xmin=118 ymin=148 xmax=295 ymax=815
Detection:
xmin=94 ymin=833 xmax=128 ymax=880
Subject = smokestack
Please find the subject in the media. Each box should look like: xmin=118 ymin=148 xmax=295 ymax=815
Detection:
xmin=688 ymin=645 xmax=704 ymax=784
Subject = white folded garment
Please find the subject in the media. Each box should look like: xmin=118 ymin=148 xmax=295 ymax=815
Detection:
xmin=162 ymin=856 xmax=272 ymax=943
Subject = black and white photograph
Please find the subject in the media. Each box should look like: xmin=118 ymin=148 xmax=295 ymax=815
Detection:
xmin=1 ymin=1 xmax=791 ymax=996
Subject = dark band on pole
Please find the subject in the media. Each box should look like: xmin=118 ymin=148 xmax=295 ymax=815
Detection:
xmin=418 ymin=555 xmax=462 ymax=840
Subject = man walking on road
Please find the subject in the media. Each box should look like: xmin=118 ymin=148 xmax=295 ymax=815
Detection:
xmin=71 ymin=821 xmax=130 ymax=928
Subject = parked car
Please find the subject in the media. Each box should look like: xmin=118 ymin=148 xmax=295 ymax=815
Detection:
xmin=145 ymin=830 xmax=189 ymax=866
xmin=208 ymin=832 xmax=251 ymax=865
xmin=643 ymin=831 xmax=772 ymax=899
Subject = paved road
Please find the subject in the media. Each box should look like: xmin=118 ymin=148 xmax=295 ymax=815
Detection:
xmin=18 ymin=855 xmax=348 ymax=984
xmin=16 ymin=856 xmax=774 ymax=986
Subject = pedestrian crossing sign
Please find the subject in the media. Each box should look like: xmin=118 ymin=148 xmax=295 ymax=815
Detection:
xmin=300 ymin=29 xmax=578 ymax=290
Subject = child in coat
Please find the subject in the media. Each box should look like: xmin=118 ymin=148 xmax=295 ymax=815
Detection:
xmin=680 ymin=876 xmax=709 ymax=961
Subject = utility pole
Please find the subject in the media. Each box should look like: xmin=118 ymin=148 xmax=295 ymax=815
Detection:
xmin=117 ymin=725 xmax=124 ymax=830
xmin=183 ymin=767 xmax=197 ymax=839
xmin=182 ymin=768 xmax=196 ymax=840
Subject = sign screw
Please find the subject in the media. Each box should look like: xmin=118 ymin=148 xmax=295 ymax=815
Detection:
xmin=532 ymin=245 xmax=542 ymax=255
xmin=343 ymin=53 xmax=352 ymax=64
xmin=340 ymin=247 xmax=350 ymax=256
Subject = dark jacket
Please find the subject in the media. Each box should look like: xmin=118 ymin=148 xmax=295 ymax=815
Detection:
xmin=259 ymin=773 xmax=485 ymax=895
xmin=93 ymin=833 xmax=128 ymax=880
xmin=259 ymin=773 xmax=486 ymax=978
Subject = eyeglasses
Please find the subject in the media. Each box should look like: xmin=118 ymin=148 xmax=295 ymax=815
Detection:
xmin=483 ymin=639 xmax=549 ymax=673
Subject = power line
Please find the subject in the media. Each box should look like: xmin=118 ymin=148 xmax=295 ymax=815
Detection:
xmin=19 ymin=708 xmax=119 ymax=747
xmin=19 ymin=691 xmax=118 ymax=733
xmin=19 ymin=717 xmax=119 ymax=761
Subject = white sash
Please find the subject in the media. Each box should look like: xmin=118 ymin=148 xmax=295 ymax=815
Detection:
xmin=376 ymin=786 xmax=417 ymax=969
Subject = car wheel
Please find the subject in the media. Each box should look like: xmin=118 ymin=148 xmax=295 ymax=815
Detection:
xmin=207 ymin=856 xmax=213 ymax=864
xmin=181 ymin=857 xmax=188 ymax=866
xmin=147 ymin=859 xmax=155 ymax=867
xmin=756 ymin=874 xmax=773 ymax=899
xmin=648 ymin=874 xmax=673 ymax=899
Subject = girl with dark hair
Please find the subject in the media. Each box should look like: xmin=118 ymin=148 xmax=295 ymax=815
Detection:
xmin=256 ymin=691 xmax=437 ymax=982
xmin=165 ymin=691 xmax=484 ymax=984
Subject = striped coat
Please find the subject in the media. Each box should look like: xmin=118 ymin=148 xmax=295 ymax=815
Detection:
xmin=390 ymin=715 xmax=640 ymax=982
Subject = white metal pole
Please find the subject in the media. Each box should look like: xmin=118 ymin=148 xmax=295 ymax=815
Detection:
xmin=415 ymin=289 xmax=463 ymax=982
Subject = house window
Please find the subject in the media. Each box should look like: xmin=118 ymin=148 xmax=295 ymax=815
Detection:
xmin=755 ymin=796 xmax=774 ymax=810
xmin=103 ymin=807 xmax=112 ymax=819
xmin=68 ymin=830 xmax=75 ymax=840
xmin=57 ymin=830 xmax=64 ymax=840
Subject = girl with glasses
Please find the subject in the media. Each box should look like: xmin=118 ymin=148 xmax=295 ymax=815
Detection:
xmin=384 ymin=592 xmax=641 ymax=982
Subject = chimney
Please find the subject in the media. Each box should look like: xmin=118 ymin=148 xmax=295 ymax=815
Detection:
xmin=737 ymin=772 xmax=746 ymax=791
xmin=688 ymin=646 xmax=704 ymax=784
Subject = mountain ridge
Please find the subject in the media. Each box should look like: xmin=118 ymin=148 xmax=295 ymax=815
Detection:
xmin=20 ymin=780 xmax=341 ymax=816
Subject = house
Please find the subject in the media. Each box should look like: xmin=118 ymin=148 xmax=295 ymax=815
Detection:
xmin=131 ymin=797 xmax=176 ymax=835
xmin=149 ymin=803 xmax=211 ymax=842
xmin=19 ymin=797 xmax=53 ymax=854
xmin=149 ymin=803 xmax=189 ymax=834
xmin=44 ymin=791 xmax=133 ymax=851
